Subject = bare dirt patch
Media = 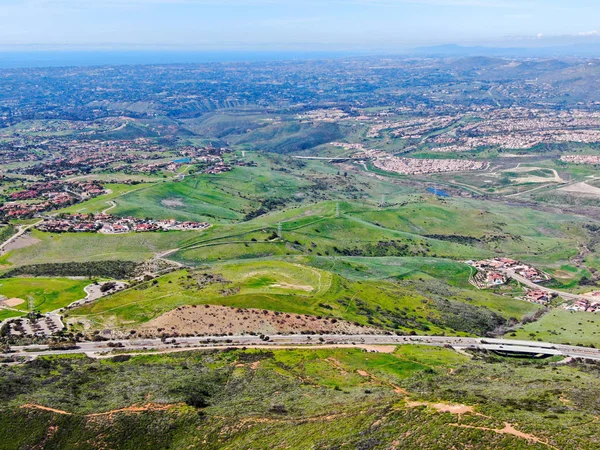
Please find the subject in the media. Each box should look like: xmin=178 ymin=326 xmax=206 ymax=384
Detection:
xmin=137 ymin=304 xmax=382 ymax=336
xmin=559 ymin=182 xmax=600 ymax=197
xmin=161 ymin=198 xmax=185 ymax=208
xmin=1 ymin=297 xmax=25 ymax=307
xmin=2 ymin=233 xmax=40 ymax=253
xmin=407 ymin=401 xmax=474 ymax=415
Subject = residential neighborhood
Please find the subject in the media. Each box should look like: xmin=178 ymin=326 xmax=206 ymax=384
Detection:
xmin=36 ymin=213 xmax=211 ymax=234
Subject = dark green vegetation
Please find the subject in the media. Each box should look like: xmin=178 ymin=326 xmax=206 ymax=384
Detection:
xmin=1 ymin=346 xmax=600 ymax=449
xmin=1 ymin=261 xmax=139 ymax=280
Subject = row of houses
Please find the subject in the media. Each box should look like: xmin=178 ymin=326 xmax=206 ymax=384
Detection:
xmin=564 ymin=298 xmax=600 ymax=313
xmin=37 ymin=214 xmax=210 ymax=234
xmin=468 ymin=257 xmax=551 ymax=284
xmin=1 ymin=181 xmax=106 ymax=219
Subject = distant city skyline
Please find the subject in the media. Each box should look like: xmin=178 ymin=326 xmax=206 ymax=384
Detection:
xmin=1 ymin=0 xmax=600 ymax=51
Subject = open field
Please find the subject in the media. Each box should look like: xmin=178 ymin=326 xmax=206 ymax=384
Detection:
xmin=510 ymin=309 xmax=600 ymax=346
xmin=58 ymin=183 xmax=153 ymax=215
xmin=109 ymin=160 xmax=311 ymax=223
xmin=0 ymin=278 xmax=88 ymax=313
xmin=0 ymin=230 xmax=202 ymax=266
xmin=1 ymin=346 xmax=600 ymax=449
xmin=307 ymin=256 xmax=474 ymax=287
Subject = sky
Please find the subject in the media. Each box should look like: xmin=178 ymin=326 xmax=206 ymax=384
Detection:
xmin=1 ymin=0 xmax=600 ymax=51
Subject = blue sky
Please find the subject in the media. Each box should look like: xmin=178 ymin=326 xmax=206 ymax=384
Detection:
xmin=1 ymin=0 xmax=599 ymax=50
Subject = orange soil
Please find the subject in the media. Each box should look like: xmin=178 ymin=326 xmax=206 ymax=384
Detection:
xmin=450 ymin=423 xmax=559 ymax=449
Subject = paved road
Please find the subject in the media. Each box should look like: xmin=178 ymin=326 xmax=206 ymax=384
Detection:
xmin=505 ymin=270 xmax=587 ymax=302
xmin=3 ymin=334 xmax=600 ymax=361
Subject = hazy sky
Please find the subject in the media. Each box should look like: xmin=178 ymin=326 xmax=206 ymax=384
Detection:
xmin=1 ymin=0 xmax=600 ymax=50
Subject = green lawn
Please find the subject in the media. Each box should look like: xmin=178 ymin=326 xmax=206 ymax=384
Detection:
xmin=0 ymin=277 xmax=89 ymax=313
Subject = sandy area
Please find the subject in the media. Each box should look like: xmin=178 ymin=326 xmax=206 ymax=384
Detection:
xmin=1 ymin=297 xmax=25 ymax=307
xmin=559 ymin=182 xmax=600 ymax=197
xmin=161 ymin=198 xmax=185 ymax=208
xmin=137 ymin=304 xmax=382 ymax=336
xmin=406 ymin=400 xmax=474 ymax=415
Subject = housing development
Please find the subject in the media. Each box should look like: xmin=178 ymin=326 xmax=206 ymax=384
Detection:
xmin=1 ymin=53 xmax=600 ymax=449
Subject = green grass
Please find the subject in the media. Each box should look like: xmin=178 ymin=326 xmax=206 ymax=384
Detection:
xmin=3 ymin=230 xmax=203 ymax=266
xmin=109 ymin=160 xmax=310 ymax=223
xmin=58 ymin=183 xmax=153 ymax=215
xmin=0 ymin=309 xmax=25 ymax=321
xmin=509 ymin=309 xmax=600 ymax=346
xmin=69 ymin=259 xmax=540 ymax=336
xmin=0 ymin=278 xmax=88 ymax=313
xmin=307 ymin=256 xmax=474 ymax=287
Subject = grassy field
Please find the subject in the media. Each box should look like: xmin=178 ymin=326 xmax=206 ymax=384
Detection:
xmin=0 ymin=278 xmax=88 ymax=313
xmin=510 ymin=309 xmax=600 ymax=346
xmin=307 ymin=256 xmax=474 ymax=287
xmin=68 ymin=259 xmax=540 ymax=336
xmin=58 ymin=183 xmax=153 ymax=215
xmin=109 ymin=158 xmax=311 ymax=223
xmin=0 ymin=309 xmax=25 ymax=321
xmin=1 ymin=346 xmax=600 ymax=449
xmin=1 ymin=230 xmax=203 ymax=266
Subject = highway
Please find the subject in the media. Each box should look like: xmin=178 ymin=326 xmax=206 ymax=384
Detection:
xmin=3 ymin=334 xmax=600 ymax=361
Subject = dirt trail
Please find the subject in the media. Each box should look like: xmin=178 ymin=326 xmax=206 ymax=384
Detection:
xmin=21 ymin=402 xmax=179 ymax=417
xmin=450 ymin=423 xmax=559 ymax=449
xmin=87 ymin=403 xmax=178 ymax=417
xmin=21 ymin=404 xmax=72 ymax=415
xmin=356 ymin=369 xmax=409 ymax=395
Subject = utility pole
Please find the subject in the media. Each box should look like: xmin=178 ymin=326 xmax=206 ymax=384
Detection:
xmin=277 ymin=222 xmax=282 ymax=238
xmin=28 ymin=295 xmax=35 ymax=312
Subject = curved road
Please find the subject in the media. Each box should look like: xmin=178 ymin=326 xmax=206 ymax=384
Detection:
xmin=505 ymin=269 xmax=589 ymax=302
